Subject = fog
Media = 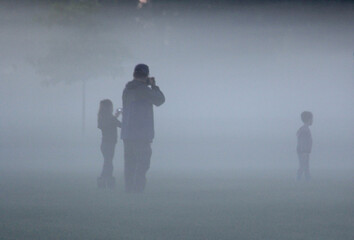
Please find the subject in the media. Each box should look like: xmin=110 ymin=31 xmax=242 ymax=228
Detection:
xmin=1 ymin=1 xmax=353 ymax=175
xmin=1 ymin=1 xmax=354 ymax=239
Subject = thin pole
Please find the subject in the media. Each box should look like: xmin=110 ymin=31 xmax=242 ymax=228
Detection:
xmin=82 ymin=80 xmax=86 ymax=137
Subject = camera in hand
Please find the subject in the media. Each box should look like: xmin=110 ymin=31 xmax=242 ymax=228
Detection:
xmin=146 ymin=77 xmax=155 ymax=85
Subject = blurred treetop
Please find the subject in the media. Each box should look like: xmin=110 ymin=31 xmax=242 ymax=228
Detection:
xmin=46 ymin=0 xmax=100 ymax=26
xmin=30 ymin=0 xmax=128 ymax=85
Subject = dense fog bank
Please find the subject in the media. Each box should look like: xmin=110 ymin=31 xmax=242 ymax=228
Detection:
xmin=1 ymin=1 xmax=353 ymax=173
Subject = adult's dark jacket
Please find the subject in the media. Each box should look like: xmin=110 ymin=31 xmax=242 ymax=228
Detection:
xmin=121 ymin=79 xmax=165 ymax=141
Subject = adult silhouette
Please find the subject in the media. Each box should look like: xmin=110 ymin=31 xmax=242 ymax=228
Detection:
xmin=121 ymin=64 xmax=165 ymax=193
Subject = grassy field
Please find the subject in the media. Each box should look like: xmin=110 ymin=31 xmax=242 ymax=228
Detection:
xmin=0 ymin=170 xmax=353 ymax=240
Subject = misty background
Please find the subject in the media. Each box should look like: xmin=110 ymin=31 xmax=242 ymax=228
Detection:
xmin=1 ymin=0 xmax=353 ymax=176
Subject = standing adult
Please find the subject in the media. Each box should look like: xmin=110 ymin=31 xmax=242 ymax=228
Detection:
xmin=121 ymin=64 xmax=165 ymax=193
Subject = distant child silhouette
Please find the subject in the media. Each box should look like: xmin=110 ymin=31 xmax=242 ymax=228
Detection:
xmin=97 ymin=99 xmax=121 ymax=189
xmin=296 ymin=111 xmax=313 ymax=181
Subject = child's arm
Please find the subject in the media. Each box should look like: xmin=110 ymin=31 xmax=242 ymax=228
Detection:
xmin=113 ymin=110 xmax=122 ymax=128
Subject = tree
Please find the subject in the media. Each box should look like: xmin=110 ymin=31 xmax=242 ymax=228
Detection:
xmin=32 ymin=0 xmax=127 ymax=136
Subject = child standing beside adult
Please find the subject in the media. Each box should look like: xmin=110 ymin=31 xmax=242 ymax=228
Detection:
xmin=97 ymin=99 xmax=122 ymax=189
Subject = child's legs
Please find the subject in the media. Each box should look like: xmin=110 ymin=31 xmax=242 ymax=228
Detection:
xmin=297 ymin=153 xmax=310 ymax=180
xmin=303 ymin=154 xmax=310 ymax=180
xmin=100 ymin=142 xmax=116 ymax=178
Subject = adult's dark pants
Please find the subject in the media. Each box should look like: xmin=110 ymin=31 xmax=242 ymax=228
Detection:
xmin=123 ymin=140 xmax=152 ymax=193
xmin=297 ymin=152 xmax=310 ymax=181
xmin=100 ymin=142 xmax=116 ymax=178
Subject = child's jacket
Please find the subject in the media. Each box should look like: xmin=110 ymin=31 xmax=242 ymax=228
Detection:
xmin=297 ymin=125 xmax=312 ymax=153
xmin=98 ymin=115 xmax=121 ymax=144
